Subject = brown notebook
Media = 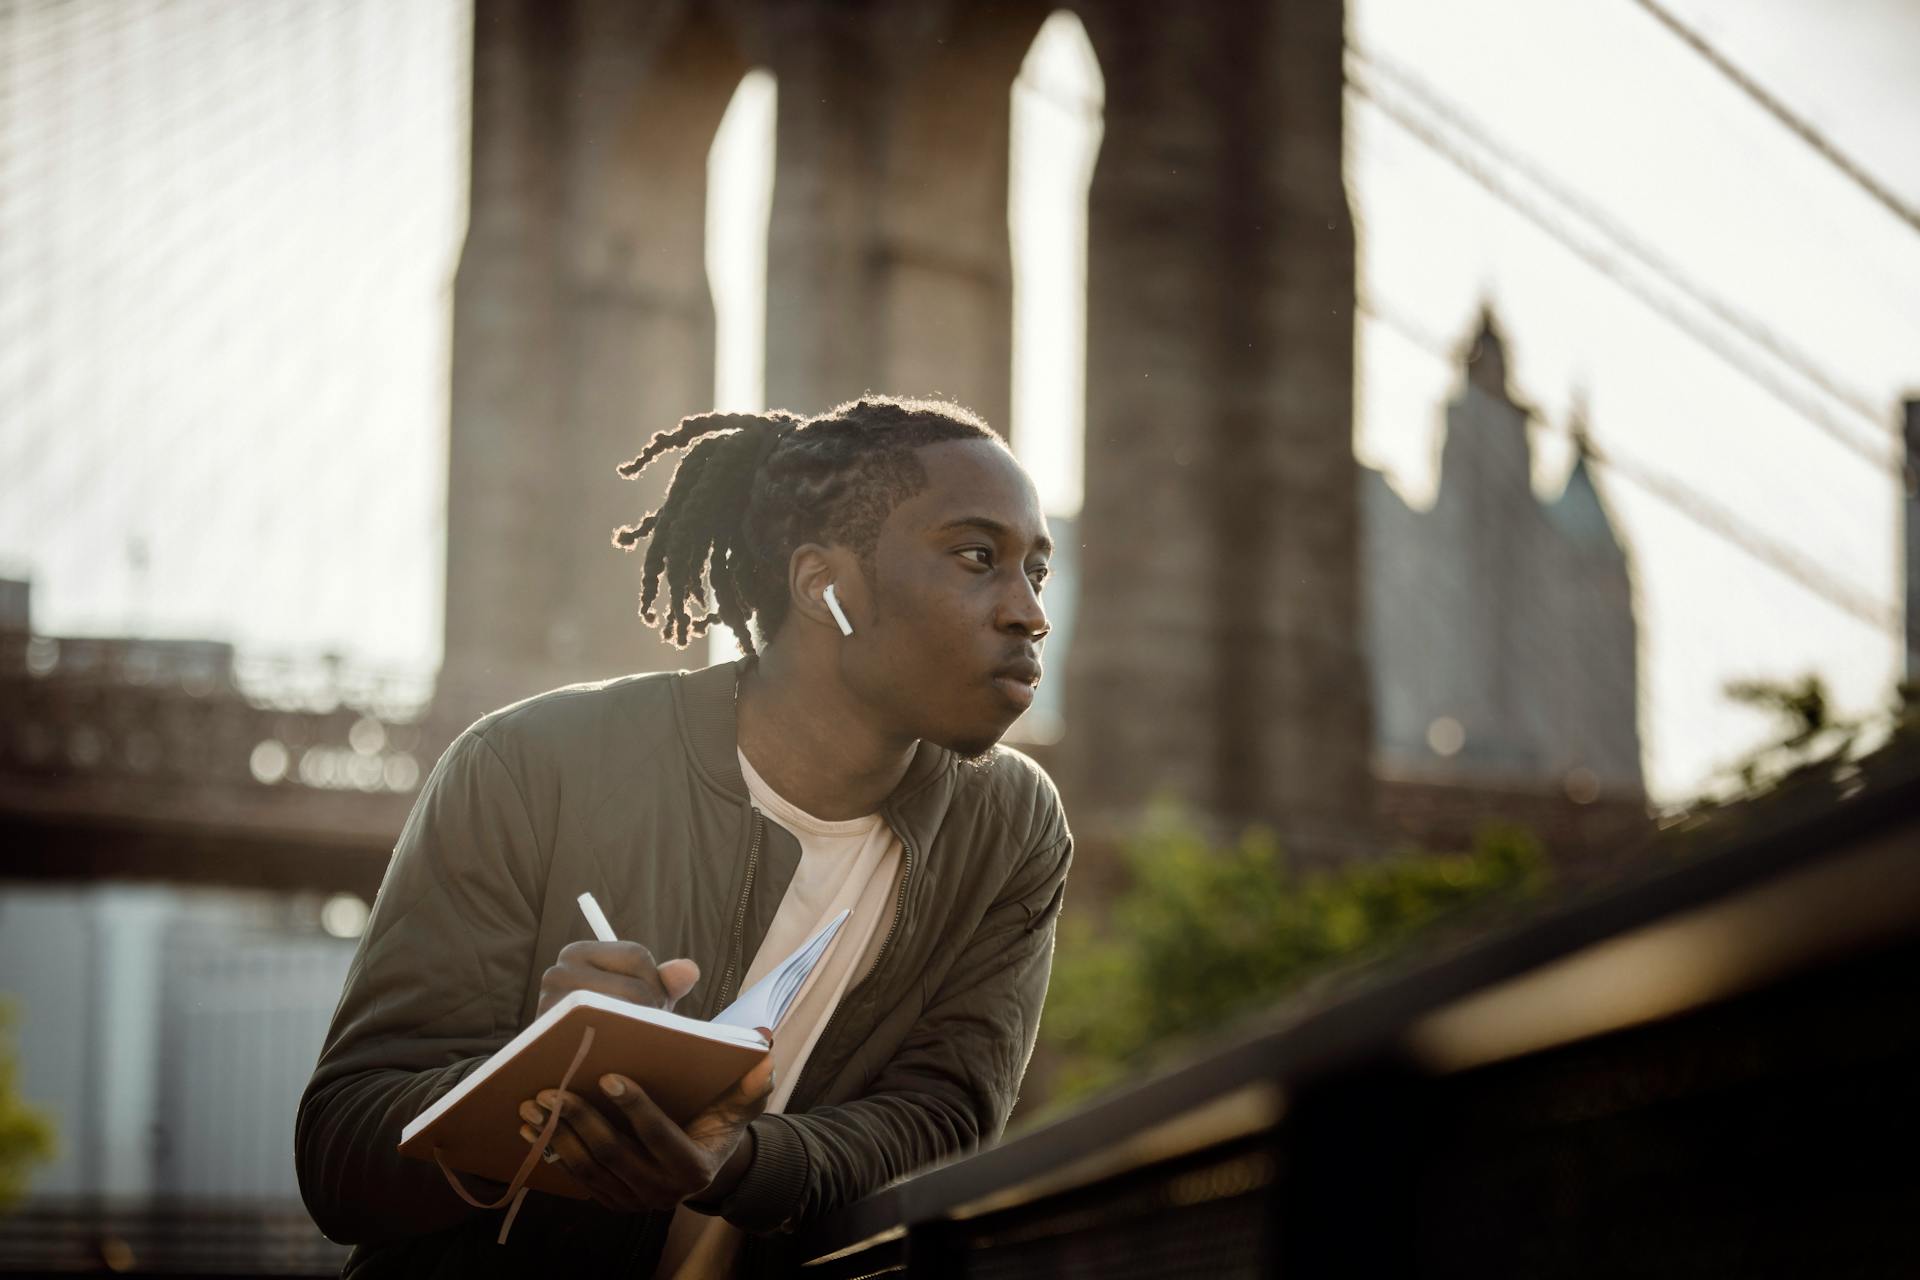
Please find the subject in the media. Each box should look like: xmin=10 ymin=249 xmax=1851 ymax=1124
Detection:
xmin=398 ymin=908 xmax=848 ymax=1199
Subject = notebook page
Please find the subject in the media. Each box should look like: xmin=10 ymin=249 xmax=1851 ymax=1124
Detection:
xmin=712 ymin=908 xmax=850 ymax=1031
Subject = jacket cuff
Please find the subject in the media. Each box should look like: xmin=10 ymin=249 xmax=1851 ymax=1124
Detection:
xmin=721 ymin=1114 xmax=808 ymax=1234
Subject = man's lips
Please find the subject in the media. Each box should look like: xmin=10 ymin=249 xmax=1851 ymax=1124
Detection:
xmin=993 ymin=658 xmax=1043 ymax=710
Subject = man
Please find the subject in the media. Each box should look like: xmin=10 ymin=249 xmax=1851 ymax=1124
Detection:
xmin=296 ymin=396 xmax=1070 ymax=1277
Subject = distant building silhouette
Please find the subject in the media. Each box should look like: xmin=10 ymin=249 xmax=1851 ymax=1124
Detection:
xmin=1364 ymin=310 xmax=1642 ymax=797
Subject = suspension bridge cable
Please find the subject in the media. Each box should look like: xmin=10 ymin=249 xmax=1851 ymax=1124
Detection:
xmin=1344 ymin=68 xmax=1907 ymax=481
xmin=1623 ymin=0 xmax=1920 ymax=238
xmin=1348 ymin=47 xmax=1901 ymax=456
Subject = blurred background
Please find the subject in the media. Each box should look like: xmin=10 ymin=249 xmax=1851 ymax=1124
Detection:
xmin=2 ymin=0 xmax=1916 ymax=1272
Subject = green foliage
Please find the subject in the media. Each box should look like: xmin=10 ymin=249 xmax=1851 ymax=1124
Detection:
xmin=1721 ymin=674 xmax=1859 ymax=793
xmin=1712 ymin=675 xmax=1919 ymax=802
xmin=0 ymin=1002 xmax=56 ymax=1213
xmin=1041 ymin=809 xmax=1549 ymax=1101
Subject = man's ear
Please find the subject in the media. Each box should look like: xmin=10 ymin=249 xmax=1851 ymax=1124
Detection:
xmin=788 ymin=544 xmax=859 ymax=633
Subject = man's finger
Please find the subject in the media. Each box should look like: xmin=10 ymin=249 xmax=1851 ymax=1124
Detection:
xmin=712 ymin=1051 xmax=777 ymax=1120
xmin=562 ymin=940 xmax=661 ymax=980
xmin=518 ymin=1122 xmax=566 ymax=1166
xmin=681 ymin=1053 xmax=775 ymax=1151
xmin=543 ymin=941 xmax=678 ymax=1010
xmin=656 ymin=958 xmax=700 ymax=1006
xmin=545 ymin=972 xmax=668 ymax=1010
xmin=523 ymin=1107 xmax=641 ymax=1212
xmin=543 ymin=1089 xmax=698 ymax=1202
xmin=596 ymin=1075 xmax=707 ymax=1183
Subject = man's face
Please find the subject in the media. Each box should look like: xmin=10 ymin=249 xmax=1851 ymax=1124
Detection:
xmin=843 ymin=439 xmax=1053 ymax=759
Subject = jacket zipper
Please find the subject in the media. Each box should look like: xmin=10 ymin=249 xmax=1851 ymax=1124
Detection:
xmin=715 ymin=810 xmax=764 ymax=1010
xmin=786 ymin=818 xmax=916 ymax=1108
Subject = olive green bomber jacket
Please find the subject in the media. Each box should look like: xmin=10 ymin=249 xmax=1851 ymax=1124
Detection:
xmin=295 ymin=660 xmax=1072 ymax=1276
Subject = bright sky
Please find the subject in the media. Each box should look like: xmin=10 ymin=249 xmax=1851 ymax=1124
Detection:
xmin=0 ymin=0 xmax=466 ymax=685
xmin=3 ymin=0 xmax=1915 ymax=802
xmin=1345 ymin=0 xmax=1920 ymax=797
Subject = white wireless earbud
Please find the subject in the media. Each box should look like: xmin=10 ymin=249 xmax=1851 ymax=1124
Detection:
xmin=822 ymin=583 xmax=854 ymax=637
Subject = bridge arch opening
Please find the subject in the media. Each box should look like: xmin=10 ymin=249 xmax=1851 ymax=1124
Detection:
xmin=707 ymin=69 xmax=778 ymax=417
xmin=1008 ymin=10 xmax=1102 ymax=740
xmin=704 ymin=69 xmax=777 ymax=664
xmin=1009 ymin=10 xmax=1104 ymax=523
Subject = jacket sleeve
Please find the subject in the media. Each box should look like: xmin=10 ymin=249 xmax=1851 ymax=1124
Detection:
xmin=295 ymin=729 xmax=547 ymax=1245
xmin=720 ymin=830 xmax=1073 ymax=1233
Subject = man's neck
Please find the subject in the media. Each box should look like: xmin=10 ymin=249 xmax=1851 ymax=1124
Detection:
xmin=733 ymin=651 xmax=917 ymax=821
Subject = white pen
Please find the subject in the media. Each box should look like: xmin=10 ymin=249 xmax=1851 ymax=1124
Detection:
xmin=577 ymin=891 xmax=618 ymax=943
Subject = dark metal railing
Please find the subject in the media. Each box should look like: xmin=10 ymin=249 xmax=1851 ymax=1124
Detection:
xmin=794 ymin=750 xmax=1920 ymax=1277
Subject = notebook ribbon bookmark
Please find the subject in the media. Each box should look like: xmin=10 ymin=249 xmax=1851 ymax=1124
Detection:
xmin=433 ymin=1024 xmax=596 ymax=1245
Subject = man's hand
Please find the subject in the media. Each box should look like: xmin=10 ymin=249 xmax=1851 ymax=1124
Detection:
xmin=516 ymin=1048 xmax=776 ymax=1214
xmin=537 ymin=941 xmax=699 ymax=1018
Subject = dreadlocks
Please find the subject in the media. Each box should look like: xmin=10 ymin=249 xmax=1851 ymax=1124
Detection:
xmin=612 ymin=395 xmax=1001 ymax=656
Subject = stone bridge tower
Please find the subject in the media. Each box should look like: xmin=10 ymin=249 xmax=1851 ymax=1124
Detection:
xmin=439 ymin=0 xmax=1373 ymax=854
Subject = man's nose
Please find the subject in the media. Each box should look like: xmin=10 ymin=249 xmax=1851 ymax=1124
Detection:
xmin=1002 ymin=578 xmax=1050 ymax=640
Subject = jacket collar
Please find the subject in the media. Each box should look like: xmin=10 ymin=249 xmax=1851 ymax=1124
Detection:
xmin=678 ymin=658 xmax=750 ymax=798
xmin=676 ymin=658 xmax=951 ymax=814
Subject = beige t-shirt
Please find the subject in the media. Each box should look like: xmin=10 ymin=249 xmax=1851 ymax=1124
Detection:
xmin=653 ymin=750 xmax=904 ymax=1279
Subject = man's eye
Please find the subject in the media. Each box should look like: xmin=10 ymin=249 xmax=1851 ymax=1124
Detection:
xmin=1028 ymin=565 xmax=1051 ymax=590
xmin=960 ymin=547 xmax=993 ymax=567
